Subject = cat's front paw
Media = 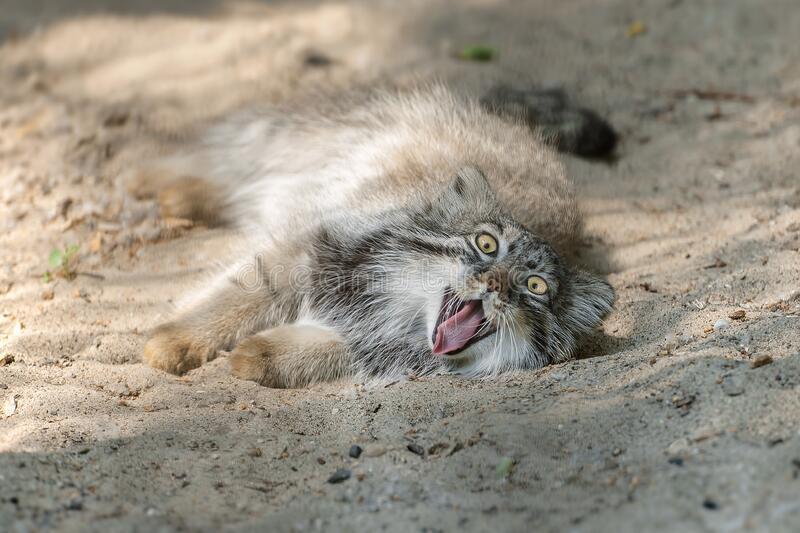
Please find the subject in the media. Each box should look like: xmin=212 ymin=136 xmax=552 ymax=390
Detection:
xmin=143 ymin=322 xmax=217 ymax=375
xmin=229 ymin=335 xmax=274 ymax=386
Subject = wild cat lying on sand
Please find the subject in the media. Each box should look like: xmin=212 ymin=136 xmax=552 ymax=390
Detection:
xmin=136 ymin=85 xmax=616 ymax=387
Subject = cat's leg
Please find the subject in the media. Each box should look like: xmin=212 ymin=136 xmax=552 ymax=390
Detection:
xmin=127 ymin=154 xmax=227 ymax=225
xmin=143 ymin=261 xmax=297 ymax=375
xmin=229 ymin=323 xmax=352 ymax=388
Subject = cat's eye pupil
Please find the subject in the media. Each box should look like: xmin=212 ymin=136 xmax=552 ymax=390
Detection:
xmin=475 ymin=233 xmax=498 ymax=255
xmin=527 ymin=275 xmax=548 ymax=295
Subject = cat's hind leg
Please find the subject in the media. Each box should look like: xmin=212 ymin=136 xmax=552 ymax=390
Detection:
xmin=229 ymin=323 xmax=352 ymax=388
xmin=126 ymin=154 xmax=227 ymax=225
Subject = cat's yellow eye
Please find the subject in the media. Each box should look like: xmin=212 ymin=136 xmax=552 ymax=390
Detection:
xmin=527 ymin=275 xmax=548 ymax=295
xmin=475 ymin=233 xmax=498 ymax=255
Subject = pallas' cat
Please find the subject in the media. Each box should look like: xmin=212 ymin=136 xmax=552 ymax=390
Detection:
xmin=137 ymin=85 xmax=615 ymax=387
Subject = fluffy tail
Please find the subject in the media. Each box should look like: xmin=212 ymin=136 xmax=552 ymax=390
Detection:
xmin=480 ymin=85 xmax=618 ymax=159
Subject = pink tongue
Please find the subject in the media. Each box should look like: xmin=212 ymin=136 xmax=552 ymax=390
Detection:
xmin=433 ymin=300 xmax=484 ymax=355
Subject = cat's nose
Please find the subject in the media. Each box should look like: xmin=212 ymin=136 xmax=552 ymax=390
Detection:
xmin=486 ymin=277 xmax=501 ymax=292
xmin=482 ymin=271 xmax=505 ymax=293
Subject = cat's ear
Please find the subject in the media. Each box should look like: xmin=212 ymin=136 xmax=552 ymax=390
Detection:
xmin=449 ymin=165 xmax=496 ymax=203
xmin=439 ymin=166 xmax=496 ymax=213
xmin=550 ymin=269 xmax=614 ymax=362
xmin=414 ymin=166 xmax=498 ymax=222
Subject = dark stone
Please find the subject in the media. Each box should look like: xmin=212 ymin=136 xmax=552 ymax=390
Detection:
xmin=66 ymin=498 xmax=83 ymax=511
xmin=327 ymin=468 xmax=351 ymax=484
xmin=303 ymin=52 xmax=332 ymax=67
xmin=702 ymin=499 xmax=719 ymax=510
xmin=349 ymin=445 xmax=363 ymax=459
xmin=407 ymin=443 xmax=424 ymax=456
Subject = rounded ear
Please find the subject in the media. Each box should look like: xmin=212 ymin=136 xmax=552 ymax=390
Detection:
xmin=449 ymin=166 xmax=496 ymax=202
xmin=413 ymin=166 xmax=498 ymax=222
xmin=435 ymin=166 xmax=497 ymax=215
xmin=549 ymin=269 xmax=615 ymax=362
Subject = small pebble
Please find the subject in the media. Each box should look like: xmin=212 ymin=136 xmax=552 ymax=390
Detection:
xmin=427 ymin=443 xmax=449 ymax=455
xmin=363 ymin=445 xmax=387 ymax=458
xmin=713 ymin=319 xmax=730 ymax=332
xmin=666 ymin=438 xmax=690 ymax=456
xmin=690 ymin=427 xmax=718 ymax=442
xmin=702 ymin=499 xmax=719 ymax=510
xmin=327 ymin=468 xmax=351 ymax=484
xmin=103 ymin=110 xmax=129 ymax=128
xmin=348 ymin=445 xmax=363 ymax=459
xmin=3 ymin=395 xmax=17 ymax=417
xmin=768 ymin=437 xmax=785 ymax=447
xmin=65 ymin=498 xmax=83 ymax=511
xmin=751 ymin=355 xmax=773 ymax=369
xmin=303 ymin=52 xmax=332 ymax=67
xmin=672 ymin=394 xmax=695 ymax=408
xmin=728 ymin=310 xmax=746 ymax=320
xmin=406 ymin=443 xmax=424 ymax=456
xmin=667 ymin=456 xmax=684 ymax=466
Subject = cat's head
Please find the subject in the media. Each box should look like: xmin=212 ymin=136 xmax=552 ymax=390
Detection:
xmin=404 ymin=166 xmax=614 ymax=375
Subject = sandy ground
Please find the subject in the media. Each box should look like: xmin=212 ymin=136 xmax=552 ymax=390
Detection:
xmin=2 ymin=0 xmax=800 ymax=531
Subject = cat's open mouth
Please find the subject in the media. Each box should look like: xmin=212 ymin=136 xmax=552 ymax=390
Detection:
xmin=432 ymin=291 xmax=495 ymax=356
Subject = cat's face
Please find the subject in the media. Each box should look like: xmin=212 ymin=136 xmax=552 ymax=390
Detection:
xmin=407 ymin=167 xmax=614 ymax=375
